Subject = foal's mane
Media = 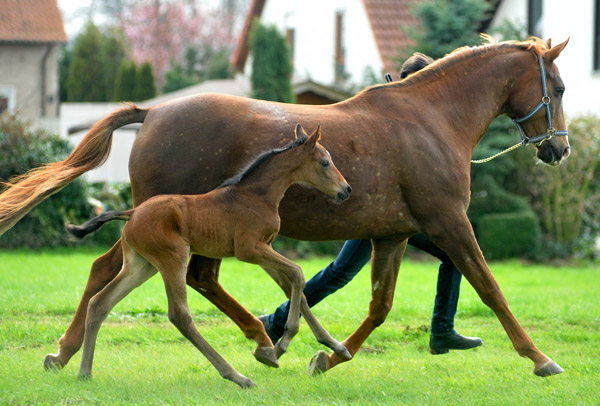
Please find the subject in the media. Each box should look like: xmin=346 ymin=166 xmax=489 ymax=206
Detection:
xmin=361 ymin=36 xmax=548 ymax=94
xmin=218 ymin=135 xmax=309 ymax=188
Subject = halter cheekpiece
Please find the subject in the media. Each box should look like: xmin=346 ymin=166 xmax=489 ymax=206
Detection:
xmin=512 ymin=54 xmax=568 ymax=146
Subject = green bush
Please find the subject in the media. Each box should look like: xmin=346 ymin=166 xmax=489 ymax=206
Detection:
xmin=0 ymin=116 xmax=92 ymax=248
xmin=477 ymin=211 xmax=541 ymax=260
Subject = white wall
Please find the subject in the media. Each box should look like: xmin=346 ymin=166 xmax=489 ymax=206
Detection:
xmin=491 ymin=0 xmax=600 ymax=117
xmin=261 ymin=0 xmax=382 ymax=86
xmin=60 ymin=103 xmax=136 ymax=183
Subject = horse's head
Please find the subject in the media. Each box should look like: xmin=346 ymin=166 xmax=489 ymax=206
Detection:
xmin=506 ymin=38 xmax=570 ymax=166
xmin=294 ymin=124 xmax=351 ymax=203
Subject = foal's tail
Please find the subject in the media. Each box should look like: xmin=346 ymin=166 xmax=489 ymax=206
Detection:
xmin=65 ymin=210 xmax=133 ymax=239
xmin=0 ymin=103 xmax=148 ymax=236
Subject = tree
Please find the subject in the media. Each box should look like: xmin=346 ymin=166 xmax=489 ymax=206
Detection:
xmin=113 ymin=60 xmax=137 ymax=101
xmin=64 ymin=22 xmax=126 ymax=102
xmin=249 ymin=20 xmax=294 ymax=103
xmin=66 ymin=22 xmax=109 ymax=101
xmin=102 ymin=27 xmax=128 ymax=101
xmin=402 ymin=0 xmax=490 ymax=60
xmin=135 ymin=62 xmax=157 ymax=101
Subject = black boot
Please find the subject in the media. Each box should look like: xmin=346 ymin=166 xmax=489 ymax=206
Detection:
xmin=429 ymin=331 xmax=483 ymax=354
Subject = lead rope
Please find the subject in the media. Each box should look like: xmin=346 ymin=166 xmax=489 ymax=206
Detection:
xmin=470 ymin=142 xmax=523 ymax=164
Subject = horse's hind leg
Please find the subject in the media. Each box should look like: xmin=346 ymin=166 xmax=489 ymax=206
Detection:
xmin=186 ymin=255 xmax=278 ymax=368
xmin=159 ymin=256 xmax=255 ymax=388
xmin=79 ymin=248 xmax=156 ymax=379
xmin=428 ymin=215 xmax=562 ymax=376
xmin=45 ymin=240 xmax=124 ymax=370
xmin=308 ymin=239 xmax=406 ymax=375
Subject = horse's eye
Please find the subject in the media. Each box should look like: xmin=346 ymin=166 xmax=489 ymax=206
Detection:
xmin=555 ymin=87 xmax=565 ymax=96
xmin=321 ymin=160 xmax=330 ymax=169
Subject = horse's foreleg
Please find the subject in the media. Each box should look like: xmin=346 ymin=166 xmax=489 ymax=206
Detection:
xmin=185 ymin=255 xmax=278 ymax=368
xmin=44 ymin=240 xmax=124 ymax=370
xmin=236 ymin=242 xmax=349 ymax=360
xmin=430 ymin=215 xmax=562 ymax=377
xmin=161 ymin=256 xmax=255 ymax=388
xmin=308 ymin=239 xmax=406 ymax=375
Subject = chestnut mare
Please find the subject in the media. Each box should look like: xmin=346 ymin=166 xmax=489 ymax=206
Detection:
xmin=65 ymin=124 xmax=352 ymax=387
xmin=0 ymin=38 xmax=570 ymax=377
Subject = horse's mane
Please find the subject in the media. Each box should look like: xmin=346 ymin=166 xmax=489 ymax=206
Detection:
xmin=218 ymin=134 xmax=309 ymax=188
xmin=361 ymin=36 xmax=548 ymax=94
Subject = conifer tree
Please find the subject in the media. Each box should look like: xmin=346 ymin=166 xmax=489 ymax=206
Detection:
xmin=135 ymin=61 xmax=157 ymax=101
xmin=249 ymin=20 xmax=294 ymax=103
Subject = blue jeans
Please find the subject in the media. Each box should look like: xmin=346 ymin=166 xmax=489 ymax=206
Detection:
xmin=264 ymin=235 xmax=462 ymax=341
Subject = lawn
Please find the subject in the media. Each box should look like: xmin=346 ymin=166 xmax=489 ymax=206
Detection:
xmin=0 ymin=247 xmax=598 ymax=405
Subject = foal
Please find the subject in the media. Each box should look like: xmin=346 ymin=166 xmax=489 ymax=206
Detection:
xmin=66 ymin=124 xmax=352 ymax=388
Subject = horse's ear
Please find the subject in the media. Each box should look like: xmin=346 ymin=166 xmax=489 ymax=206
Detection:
xmin=544 ymin=38 xmax=552 ymax=49
xmin=295 ymin=123 xmax=309 ymax=141
xmin=305 ymin=125 xmax=322 ymax=149
xmin=545 ymin=37 xmax=569 ymax=62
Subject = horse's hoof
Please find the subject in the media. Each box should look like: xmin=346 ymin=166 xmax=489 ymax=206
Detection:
xmin=253 ymin=347 xmax=279 ymax=368
xmin=334 ymin=345 xmax=352 ymax=361
xmin=78 ymin=371 xmax=92 ymax=380
xmin=275 ymin=343 xmax=286 ymax=359
xmin=231 ymin=374 xmax=256 ymax=389
xmin=44 ymin=354 xmax=65 ymax=370
xmin=308 ymin=350 xmax=330 ymax=376
xmin=534 ymin=360 xmax=564 ymax=377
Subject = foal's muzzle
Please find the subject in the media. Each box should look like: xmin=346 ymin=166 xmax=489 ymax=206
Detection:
xmin=336 ymin=184 xmax=352 ymax=203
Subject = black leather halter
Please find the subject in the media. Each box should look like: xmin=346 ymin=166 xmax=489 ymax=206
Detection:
xmin=512 ymin=55 xmax=569 ymax=146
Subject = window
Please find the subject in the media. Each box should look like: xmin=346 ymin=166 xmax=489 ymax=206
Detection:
xmin=0 ymin=85 xmax=16 ymax=115
xmin=334 ymin=10 xmax=346 ymax=83
xmin=595 ymin=0 xmax=600 ymax=70
xmin=528 ymin=0 xmax=543 ymax=38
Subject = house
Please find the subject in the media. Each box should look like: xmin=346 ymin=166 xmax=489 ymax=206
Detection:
xmin=231 ymin=0 xmax=420 ymax=85
xmin=0 ymin=0 xmax=67 ymax=131
xmin=490 ymin=0 xmax=600 ymax=116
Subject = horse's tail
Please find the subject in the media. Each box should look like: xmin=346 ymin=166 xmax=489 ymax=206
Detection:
xmin=0 ymin=103 xmax=148 ymax=236
xmin=65 ymin=209 xmax=133 ymax=239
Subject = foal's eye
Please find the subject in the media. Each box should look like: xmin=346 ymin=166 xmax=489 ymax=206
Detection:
xmin=320 ymin=160 xmax=330 ymax=169
xmin=554 ymin=87 xmax=565 ymax=96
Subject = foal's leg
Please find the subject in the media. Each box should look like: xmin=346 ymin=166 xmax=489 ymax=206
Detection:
xmin=156 ymin=253 xmax=255 ymax=388
xmin=427 ymin=214 xmax=562 ymax=376
xmin=308 ymin=239 xmax=406 ymax=375
xmin=45 ymin=240 xmax=124 ymax=370
xmin=185 ymin=255 xmax=278 ymax=368
xmin=237 ymin=242 xmax=350 ymax=360
xmin=79 ymin=249 xmax=156 ymax=379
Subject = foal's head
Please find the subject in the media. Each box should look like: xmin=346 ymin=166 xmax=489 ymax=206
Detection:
xmin=292 ymin=124 xmax=351 ymax=203
xmin=505 ymin=38 xmax=570 ymax=165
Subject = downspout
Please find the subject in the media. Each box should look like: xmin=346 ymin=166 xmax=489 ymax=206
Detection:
xmin=40 ymin=44 xmax=52 ymax=117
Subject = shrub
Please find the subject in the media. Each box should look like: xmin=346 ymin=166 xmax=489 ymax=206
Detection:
xmin=477 ymin=211 xmax=541 ymax=260
xmin=0 ymin=116 xmax=92 ymax=248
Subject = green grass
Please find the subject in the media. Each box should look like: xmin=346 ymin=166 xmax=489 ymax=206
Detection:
xmin=1 ymin=247 xmax=598 ymax=405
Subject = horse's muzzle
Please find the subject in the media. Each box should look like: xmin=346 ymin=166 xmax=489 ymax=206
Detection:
xmin=336 ymin=184 xmax=352 ymax=203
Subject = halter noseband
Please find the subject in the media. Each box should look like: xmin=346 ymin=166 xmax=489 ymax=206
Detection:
xmin=512 ymin=55 xmax=568 ymax=146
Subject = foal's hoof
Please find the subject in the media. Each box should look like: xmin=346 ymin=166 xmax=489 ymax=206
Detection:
xmin=308 ymin=350 xmax=330 ymax=376
xmin=253 ymin=346 xmax=279 ymax=368
xmin=534 ymin=360 xmax=564 ymax=377
xmin=43 ymin=354 xmax=65 ymax=370
xmin=334 ymin=345 xmax=352 ymax=361
xmin=233 ymin=374 xmax=256 ymax=389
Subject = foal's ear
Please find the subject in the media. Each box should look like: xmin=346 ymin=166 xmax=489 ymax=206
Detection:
xmin=295 ymin=123 xmax=309 ymax=140
xmin=544 ymin=37 xmax=569 ymax=62
xmin=305 ymin=125 xmax=322 ymax=149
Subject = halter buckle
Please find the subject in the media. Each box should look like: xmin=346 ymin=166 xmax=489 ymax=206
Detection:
xmin=542 ymin=95 xmax=551 ymax=105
